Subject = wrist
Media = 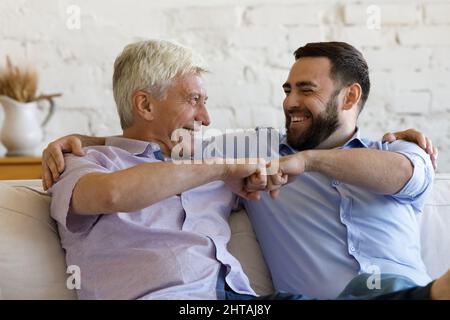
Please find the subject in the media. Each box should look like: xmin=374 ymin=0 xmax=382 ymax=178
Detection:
xmin=208 ymin=158 xmax=229 ymax=181
xmin=220 ymin=163 xmax=230 ymax=181
xmin=301 ymin=150 xmax=315 ymax=172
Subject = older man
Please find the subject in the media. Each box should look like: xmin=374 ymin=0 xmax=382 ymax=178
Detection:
xmin=45 ymin=40 xmax=450 ymax=300
xmin=49 ymin=40 xmax=270 ymax=299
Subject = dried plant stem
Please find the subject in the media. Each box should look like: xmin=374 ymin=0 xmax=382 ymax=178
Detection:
xmin=0 ymin=56 xmax=38 ymax=102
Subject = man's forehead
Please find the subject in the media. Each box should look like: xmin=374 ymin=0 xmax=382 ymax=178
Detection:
xmin=286 ymin=57 xmax=332 ymax=85
xmin=178 ymin=73 xmax=206 ymax=92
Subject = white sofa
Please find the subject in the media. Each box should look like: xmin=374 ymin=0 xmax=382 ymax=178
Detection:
xmin=1 ymin=176 xmax=450 ymax=300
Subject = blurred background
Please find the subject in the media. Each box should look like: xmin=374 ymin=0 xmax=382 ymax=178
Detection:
xmin=0 ymin=0 xmax=449 ymax=171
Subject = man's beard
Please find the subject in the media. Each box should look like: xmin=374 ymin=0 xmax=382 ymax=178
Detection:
xmin=286 ymin=91 xmax=341 ymax=151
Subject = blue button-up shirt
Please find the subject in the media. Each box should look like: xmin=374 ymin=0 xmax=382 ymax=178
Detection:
xmin=244 ymin=130 xmax=434 ymax=299
xmin=50 ymin=136 xmax=255 ymax=300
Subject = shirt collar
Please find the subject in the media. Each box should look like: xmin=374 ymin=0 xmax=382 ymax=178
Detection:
xmin=280 ymin=127 xmax=369 ymax=154
xmin=279 ymin=135 xmax=296 ymax=155
xmin=340 ymin=128 xmax=369 ymax=149
xmin=105 ymin=136 xmax=162 ymax=157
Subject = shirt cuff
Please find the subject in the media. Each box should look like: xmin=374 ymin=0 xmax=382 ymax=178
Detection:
xmin=393 ymin=151 xmax=432 ymax=200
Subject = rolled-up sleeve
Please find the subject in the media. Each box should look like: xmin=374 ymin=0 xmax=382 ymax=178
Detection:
xmin=386 ymin=140 xmax=434 ymax=211
xmin=49 ymin=150 xmax=110 ymax=233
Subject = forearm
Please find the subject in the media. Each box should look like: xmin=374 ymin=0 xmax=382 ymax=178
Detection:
xmin=303 ymin=149 xmax=413 ymax=194
xmin=72 ymin=162 xmax=227 ymax=214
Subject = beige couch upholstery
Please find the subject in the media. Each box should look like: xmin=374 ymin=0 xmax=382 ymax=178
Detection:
xmin=1 ymin=176 xmax=450 ymax=300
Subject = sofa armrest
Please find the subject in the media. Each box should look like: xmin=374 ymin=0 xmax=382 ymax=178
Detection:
xmin=0 ymin=182 xmax=76 ymax=299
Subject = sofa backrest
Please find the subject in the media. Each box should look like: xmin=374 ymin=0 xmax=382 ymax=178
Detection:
xmin=419 ymin=174 xmax=450 ymax=279
xmin=0 ymin=175 xmax=449 ymax=299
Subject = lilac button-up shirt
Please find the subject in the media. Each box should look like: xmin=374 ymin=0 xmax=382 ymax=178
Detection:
xmin=49 ymin=137 xmax=255 ymax=300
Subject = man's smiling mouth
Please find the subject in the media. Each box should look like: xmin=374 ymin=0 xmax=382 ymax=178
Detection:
xmin=290 ymin=116 xmax=311 ymax=123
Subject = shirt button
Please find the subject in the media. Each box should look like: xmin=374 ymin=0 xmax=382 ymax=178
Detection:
xmin=332 ymin=180 xmax=340 ymax=186
xmin=350 ymin=246 xmax=356 ymax=252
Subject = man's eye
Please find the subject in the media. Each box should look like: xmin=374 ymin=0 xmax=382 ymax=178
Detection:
xmin=283 ymin=90 xmax=290 ymax=95
xmin=302 ymin=90 xmax=313 ymax=94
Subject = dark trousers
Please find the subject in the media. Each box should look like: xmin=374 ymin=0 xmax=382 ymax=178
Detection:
xmin=217 ymin=271 xmax=432 ymax=300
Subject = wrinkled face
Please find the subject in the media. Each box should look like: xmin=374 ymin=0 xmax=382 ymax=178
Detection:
xmin=283 ymin=57 xmax=341 ymax=151
xmin=151 ymin=73 xmax=210 ymax=148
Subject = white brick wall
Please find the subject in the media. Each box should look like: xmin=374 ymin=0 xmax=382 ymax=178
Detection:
xmin=0 ymin=0 xmax=449 ymax=172
xmin=244 ymin=4 xmax=325 ymax=26
xmin=425 ymin=3 xmax=450 ymax=24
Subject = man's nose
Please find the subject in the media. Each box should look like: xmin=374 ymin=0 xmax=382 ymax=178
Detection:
xmin=284 ymin=92 xmax=300 ymax=110
xmin=285 ymin=96 xmax=308 ymax=116
xmin=196 ymin=104 xmax=211 ymax=126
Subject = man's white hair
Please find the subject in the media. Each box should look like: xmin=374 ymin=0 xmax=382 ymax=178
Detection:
xmin=112 ymin=39 xmax=208 ymax=129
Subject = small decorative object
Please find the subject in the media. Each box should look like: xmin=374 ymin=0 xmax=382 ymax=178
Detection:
xmin=0 ymin=56 xmax=61 ymax=156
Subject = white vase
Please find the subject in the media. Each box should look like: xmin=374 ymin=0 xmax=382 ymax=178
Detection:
xmin=0 ymin=95 xmax=54 ymax=156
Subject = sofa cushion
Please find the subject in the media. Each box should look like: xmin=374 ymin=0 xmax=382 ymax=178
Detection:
xmin=228 ymin=210 xmax=274 ymax=295
xmin=0 ymin=183 xmax=76 ymax=299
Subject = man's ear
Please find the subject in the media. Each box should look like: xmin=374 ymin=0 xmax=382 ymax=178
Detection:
xmin=132 ymin=91 xmax=154 ymax=121
xmin=342 ymin=83 xmax=362 ymax=111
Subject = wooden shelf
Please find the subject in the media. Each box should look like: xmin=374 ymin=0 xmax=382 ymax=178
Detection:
xmin=0 ymin=156 xmax=42 ymax=180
